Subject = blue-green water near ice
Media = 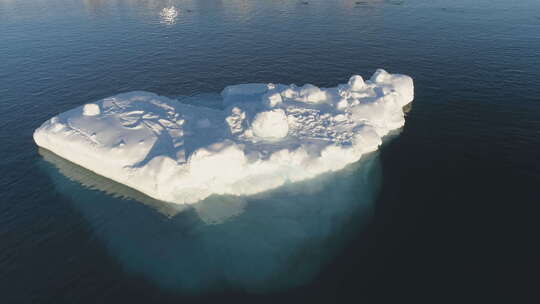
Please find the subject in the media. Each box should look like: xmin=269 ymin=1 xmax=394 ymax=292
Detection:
xmin=1 ymin=0 xmax=539 ymax=303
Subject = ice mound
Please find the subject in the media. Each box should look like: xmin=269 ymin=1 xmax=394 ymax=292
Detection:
xmin=34 ymin=69 xmax=413 ymax=204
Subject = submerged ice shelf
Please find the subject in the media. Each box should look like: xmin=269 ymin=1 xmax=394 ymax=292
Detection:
xmin=34 ymin=69 xmax=414 ymax=204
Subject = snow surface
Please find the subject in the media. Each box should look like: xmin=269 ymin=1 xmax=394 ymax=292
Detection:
xmin=34 ymin=69 xmax=414 ymax=204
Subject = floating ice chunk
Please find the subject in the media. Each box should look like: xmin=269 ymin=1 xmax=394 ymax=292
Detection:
xmin=34 ymin=70 xmax=414 ymax=204
xmin=39 ymin=145 xmax=384 ymax=292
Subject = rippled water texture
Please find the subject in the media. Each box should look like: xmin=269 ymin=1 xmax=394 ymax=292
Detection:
xmin=1 ymin=0 xmax=539 ymax=303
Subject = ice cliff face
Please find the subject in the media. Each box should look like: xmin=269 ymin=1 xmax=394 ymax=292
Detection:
xmin=34 ymin=69 xmax=413 ymax=204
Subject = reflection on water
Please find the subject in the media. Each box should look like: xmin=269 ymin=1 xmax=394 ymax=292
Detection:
xmin=77 ymin=0 xmax=388 ymax=25
xmin=38 ymin=137 xmax=391 ymax=292
xmin=160 ymin=5 xmax=178 ymax=25
xmin=82 ymin=0 xmax=186 ymax=24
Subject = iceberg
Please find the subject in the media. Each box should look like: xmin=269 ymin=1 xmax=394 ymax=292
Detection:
xmin=39 ymin=144 xmax=385 ymax=292
xmin=34 ymin=69 xmax=413 ymax=204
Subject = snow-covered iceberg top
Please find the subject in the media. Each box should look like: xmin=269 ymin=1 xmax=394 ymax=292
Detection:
xmin=34 ymin=69 xmax=413 ymax=204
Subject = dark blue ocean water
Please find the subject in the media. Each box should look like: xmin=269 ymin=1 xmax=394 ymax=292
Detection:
xmin=1 ymin=0 xmax=539 ymax=303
